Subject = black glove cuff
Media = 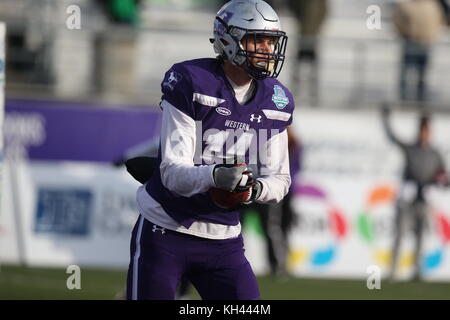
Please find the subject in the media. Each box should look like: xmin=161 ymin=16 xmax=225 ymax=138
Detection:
xmin=252 ymin=180 xmax=263 ymax=201
xmin=240 ymin=180 xmax=262 ymax=206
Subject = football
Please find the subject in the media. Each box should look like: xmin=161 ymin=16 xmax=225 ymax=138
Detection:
xmin=209 ymin=164 xmax=253 ymax=209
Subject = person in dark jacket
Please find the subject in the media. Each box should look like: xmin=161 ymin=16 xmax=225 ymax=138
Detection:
xmin=382 ymin=106 xmax=449 ymax=281
xmin=287 ymin=0 xmax=328 ymax=105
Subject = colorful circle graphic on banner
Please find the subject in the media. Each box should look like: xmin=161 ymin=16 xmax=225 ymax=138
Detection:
xmin=289 ymin=183 xmax=348 ymax=269
xmin=356 ymin=185 xmax=450 ymax=273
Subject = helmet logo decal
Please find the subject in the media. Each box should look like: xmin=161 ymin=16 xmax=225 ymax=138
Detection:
xmin=215 ymin=12 xmax=234 ymax=37
xmin=272 ymin=85 xmax=289 ymax=109
xmin=163 ymin=70 xmax=183 ymax=91
xmin=220 ymin=11 xmax=234 ymax=24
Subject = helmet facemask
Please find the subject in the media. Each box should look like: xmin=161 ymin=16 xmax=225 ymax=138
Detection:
xmin=211 ymin=0 xmax=288 ymax=80
xmin=236 ymin=28 xmax=287 ymax=80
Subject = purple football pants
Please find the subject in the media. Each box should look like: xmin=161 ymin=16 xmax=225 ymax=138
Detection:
xmin=126 ymin=215 xmax=260 ymax=300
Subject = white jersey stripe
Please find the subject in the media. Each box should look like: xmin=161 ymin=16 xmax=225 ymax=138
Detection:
xmin=132 ymin=215 xmax=144 ymax=300
xmin=193 ymin=93 xmax=226 ymax=107
xmin=262 ymin=109 xmax=291 ymax=122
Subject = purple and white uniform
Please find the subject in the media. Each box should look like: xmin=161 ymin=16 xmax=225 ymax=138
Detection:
xmin=127 ymin=58 xmax=295 ymax=300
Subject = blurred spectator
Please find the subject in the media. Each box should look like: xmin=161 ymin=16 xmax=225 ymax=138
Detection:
xmin=381 ymin=106 xmax=449 ymax=281
xmin=287 ymin=0 xmax=328 ymax=106
xmin=438 ymin=0 xmax=450 ymax=24
xmin=96 ymin=0 xmax=142 ymax=25
xmin=242 ymin=127 xmax=302 ymax=277
xmin=393 ymin=0 xmax=446 ymax=102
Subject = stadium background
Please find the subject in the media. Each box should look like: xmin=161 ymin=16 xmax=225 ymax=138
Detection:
xmin=1 ymin=0 xmax=450 ymax=299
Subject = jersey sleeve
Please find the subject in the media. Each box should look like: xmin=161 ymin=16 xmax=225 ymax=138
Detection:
xmin=159 ymin=101 xmax=216 ymax=197
xmin=282 ymin=86 xmax=295 ymax=127
xmin=255 ymin=81 xmax=295 ymax=203
xmin=256 ymin=129 xmax=291 ymax=203
xmin=160 ymin=64 xmax=195 ymax=119
xmin=264 ymin=82 xmax=295 ymax=131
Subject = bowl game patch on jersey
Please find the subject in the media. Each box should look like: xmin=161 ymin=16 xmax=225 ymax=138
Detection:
xmin=272 ymin=85 xmax=289 ymax=109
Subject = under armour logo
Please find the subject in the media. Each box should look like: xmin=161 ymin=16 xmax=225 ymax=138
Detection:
xmin=152 ymin=225 xmax=166 ymax=234
xmin=250 ymin=114 xmax=262 ymax=123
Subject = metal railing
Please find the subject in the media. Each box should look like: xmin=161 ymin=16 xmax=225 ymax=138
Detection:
xmin=2 ymin=1 xmax=450 ymax=109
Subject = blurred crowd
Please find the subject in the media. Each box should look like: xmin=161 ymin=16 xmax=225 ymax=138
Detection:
xmin=0 ymin=0 xmax=449 ymax=106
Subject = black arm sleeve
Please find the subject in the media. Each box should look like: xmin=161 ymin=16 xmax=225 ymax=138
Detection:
xmin=125 ymin=157 xmax=159 ymax=184
xmin=381 ymin=110 xmax=407 ymax=150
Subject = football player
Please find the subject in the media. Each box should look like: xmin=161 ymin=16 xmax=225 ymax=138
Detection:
xmin=126 ymin=0 xmax=294 ymax=300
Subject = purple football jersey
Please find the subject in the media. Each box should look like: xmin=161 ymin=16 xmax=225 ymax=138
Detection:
xmin=146 ymin=58 xmax=295 ymax=228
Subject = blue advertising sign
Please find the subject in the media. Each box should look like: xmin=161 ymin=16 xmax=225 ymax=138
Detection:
xmin=35 ymin=188 xmax=93 ymax=236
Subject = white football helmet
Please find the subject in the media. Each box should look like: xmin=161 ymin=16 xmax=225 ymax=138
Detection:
xmin=211 ymin=0 xmax=288 ymax=80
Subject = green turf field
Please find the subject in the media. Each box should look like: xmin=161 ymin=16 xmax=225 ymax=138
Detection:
xmin=1 ymin=264 xmax=449 ymax=300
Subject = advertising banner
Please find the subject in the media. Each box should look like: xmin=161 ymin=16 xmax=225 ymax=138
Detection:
xmin=1 ymin=99 xmax=160 ymax=267
xmin=1 ymin=100 xmax=450 ymax=281
xmin=244 ymin=109 xmax=450 ymax=280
